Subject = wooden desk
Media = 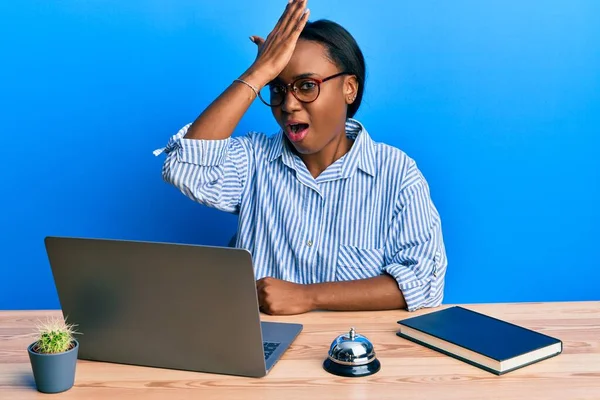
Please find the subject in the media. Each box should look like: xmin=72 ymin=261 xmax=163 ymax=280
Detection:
xmin=1 ymin=302 xmax=599 ymax=399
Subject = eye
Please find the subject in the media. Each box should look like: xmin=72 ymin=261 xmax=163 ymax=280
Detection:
xmin=297 ymin=80 xmax=317 ymax=91
xmin=270 ymin=85 xmax=285 ymax=94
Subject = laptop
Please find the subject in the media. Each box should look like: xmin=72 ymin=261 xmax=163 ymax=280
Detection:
xmin=44 ymin=236 xmax=303 ymax=378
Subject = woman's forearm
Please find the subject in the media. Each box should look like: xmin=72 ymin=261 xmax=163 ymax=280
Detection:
xmin=184 ymin=70 xmax=269 ymax=141
xmin=307 ymin=275 xmax=406 ymax=311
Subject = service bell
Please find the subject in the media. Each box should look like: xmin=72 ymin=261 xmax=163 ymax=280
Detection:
xmin=323 ymin=327 xmax=381 ymax=377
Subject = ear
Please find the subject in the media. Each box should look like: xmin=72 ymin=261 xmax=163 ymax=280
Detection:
xmin=344 ymin=75 xmax=359 ymax=105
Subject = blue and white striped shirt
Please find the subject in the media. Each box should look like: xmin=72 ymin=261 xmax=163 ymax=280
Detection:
xmin=155 ymin=119 xmax=447 ymax=311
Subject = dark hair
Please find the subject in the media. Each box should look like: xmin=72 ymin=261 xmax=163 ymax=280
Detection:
xmin=300 ymin=20 xmax=366 ymax=119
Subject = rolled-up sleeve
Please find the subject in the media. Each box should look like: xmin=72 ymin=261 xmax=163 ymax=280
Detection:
xmin=154 ymin=123 xmax=255 ymax=214
xmin=383 ymin=174 xmax=447 ymax=312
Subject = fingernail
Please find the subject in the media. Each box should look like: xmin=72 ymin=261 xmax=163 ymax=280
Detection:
xmin=249 ymin=36 xmax=255 ymax=42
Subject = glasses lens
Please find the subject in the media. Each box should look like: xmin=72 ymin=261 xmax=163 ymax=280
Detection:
xmin=294 ymin=79 xmax=319 ymax=102
xmin=259 ymin=84 xmax=284 ymax=106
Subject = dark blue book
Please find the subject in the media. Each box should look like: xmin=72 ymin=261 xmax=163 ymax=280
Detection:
xmin=396 ymin=306 xmax=562 ymax=375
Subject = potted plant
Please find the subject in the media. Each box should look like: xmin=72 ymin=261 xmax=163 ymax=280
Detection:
xmin=27 ymin=316 xmax=80 ymax=393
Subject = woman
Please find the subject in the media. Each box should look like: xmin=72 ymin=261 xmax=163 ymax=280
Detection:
xmin=155 ymin=0 xmax=447 ymax=315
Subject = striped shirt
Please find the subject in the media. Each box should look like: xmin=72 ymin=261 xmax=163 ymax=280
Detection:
xmin=154 ymin=118 xmax=447 ymax=311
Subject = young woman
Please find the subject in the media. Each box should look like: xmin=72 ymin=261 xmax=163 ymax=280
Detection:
xmin=155 ymin=0 xmax=447 ymax=315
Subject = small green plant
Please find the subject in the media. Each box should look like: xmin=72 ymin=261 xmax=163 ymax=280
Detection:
xmin=33 ymin=317 xmax=79 ymax=354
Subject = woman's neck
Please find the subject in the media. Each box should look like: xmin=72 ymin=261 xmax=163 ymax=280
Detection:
xmin=299 ymin=133 xmax=354 ymax=179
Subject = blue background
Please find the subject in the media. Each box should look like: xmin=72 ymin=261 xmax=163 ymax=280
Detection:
xmin=1 ymin=0 xmax=599 ymax=310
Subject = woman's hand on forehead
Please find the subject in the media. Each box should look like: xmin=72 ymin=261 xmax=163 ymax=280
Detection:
xmin=244 ymin=0 xmax=310 ymax=88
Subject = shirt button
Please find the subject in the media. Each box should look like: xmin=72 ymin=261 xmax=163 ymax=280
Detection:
xmin=306 ymin=240 xmax=313 ymax=247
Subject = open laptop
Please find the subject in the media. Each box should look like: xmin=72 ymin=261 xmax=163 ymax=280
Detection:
xmin=44 ymin=236 xmax=303 ymax=378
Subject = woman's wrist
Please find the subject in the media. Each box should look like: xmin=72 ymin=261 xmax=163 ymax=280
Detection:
xmin=303 ymin=283 xmax=321 ymax=311
xmin=239 ymin=67 xmax=273 ymax=90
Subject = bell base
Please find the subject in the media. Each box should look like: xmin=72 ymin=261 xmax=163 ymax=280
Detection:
xmin=323 ymin=358 xmax=381 ymax=377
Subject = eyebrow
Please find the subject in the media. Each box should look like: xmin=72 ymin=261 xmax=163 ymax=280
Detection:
xmin=293 ymin=72 xmax=318 ymax=80
xmin=271 ymin=72 xmax=318 ymax=84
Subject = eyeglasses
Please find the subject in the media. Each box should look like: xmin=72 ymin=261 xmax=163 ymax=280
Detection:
xmin=258 ymin=72 xmax=351 ymax=107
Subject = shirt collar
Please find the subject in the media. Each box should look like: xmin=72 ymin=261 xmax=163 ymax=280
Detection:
xmin=267 ymin=118 xmax=377 ymax=178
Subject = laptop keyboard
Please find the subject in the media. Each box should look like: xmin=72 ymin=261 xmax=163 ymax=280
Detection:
xmin=263 ymin=341 xmax=281 ymax=360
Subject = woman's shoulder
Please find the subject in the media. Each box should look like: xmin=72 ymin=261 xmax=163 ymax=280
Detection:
xmin=360 ymin=128 xmax=428 ymax=194
xmin=372 ymin=140 xmax=413 ymax=163
xmin=362 ymin=131 xmax=417 ymax=171
xmin=352 ymin=119 xmax=416 ymax=170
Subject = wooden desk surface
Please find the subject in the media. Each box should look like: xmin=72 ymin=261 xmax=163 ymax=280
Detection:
xmin=1 ymin=301 xmax=599 ymax=399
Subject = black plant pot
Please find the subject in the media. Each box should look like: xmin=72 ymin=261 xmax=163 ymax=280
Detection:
xmin=27 ymin=340 xmax=79 ymax=393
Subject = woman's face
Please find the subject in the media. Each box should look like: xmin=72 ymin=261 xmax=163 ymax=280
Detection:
xmin=270 ymin=39 xmax=358 ymax=155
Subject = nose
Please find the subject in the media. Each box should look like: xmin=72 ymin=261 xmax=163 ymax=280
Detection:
xmin=280 ymin=89 xmax=302 ymax=114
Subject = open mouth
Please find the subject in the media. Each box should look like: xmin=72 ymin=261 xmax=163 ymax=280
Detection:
xmin=286 ymin=123 xmax=310 ymax=142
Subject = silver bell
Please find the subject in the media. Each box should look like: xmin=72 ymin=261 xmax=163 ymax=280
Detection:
xmin=323 ymin=327 xmax=381 ymax=377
